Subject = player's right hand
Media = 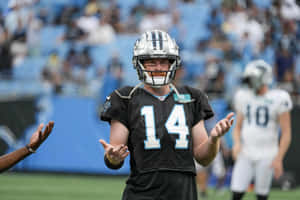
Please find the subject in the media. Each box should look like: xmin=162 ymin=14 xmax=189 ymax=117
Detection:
xmin=232 ymin=143 xmax=241 ymax=160
xmin=99 ymin=139 xmax=129 ymax=164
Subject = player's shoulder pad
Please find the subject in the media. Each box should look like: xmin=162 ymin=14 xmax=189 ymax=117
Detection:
xmin=270 ymin=88 xmax=291 ymax=100
xmin=113 ymin=86 xmax=136 ymax=99
xmin=270 ymin=88 xmax=293 ymax=106
xmin=234 ymin=87 xmax=251 ymax=101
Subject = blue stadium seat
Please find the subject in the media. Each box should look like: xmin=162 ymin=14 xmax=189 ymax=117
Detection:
xmin=143 ymin=0 xmax=169 ymax=10
xmin=40 ymin=25 xmax=66 ymax=55
xmin=117 ymin=0 xmax=140 ymax=22
xmin=14 ymin=57 xmax=47 ymax=80
xmin=90 ymin=44 xmax=114 ymax=67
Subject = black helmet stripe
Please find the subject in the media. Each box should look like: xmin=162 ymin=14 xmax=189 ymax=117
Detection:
xmin=158 ymin=31 xmax=163 ymax=50
xmin=151 ymin=31 xmax=157 ymax=50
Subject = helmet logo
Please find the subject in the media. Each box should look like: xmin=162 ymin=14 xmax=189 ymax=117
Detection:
xmin=133 ymin=30 xmax=180 ymax=87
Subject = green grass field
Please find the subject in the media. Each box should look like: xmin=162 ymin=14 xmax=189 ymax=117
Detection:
xmin=0 ymin=172 xmax=299 ymax=200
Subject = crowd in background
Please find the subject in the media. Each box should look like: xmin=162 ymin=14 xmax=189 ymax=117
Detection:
xmin=0 ymin=0 xmax=299 ymax=105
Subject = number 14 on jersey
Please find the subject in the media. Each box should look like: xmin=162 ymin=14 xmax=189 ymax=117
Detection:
xmin=141 ymin=105 xmax=189 ymax=150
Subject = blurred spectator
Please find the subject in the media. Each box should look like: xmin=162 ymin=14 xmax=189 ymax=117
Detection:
xmin=207 ymin=7 xmax=224 ymax=33
xmin=55 ymin=6 xmax=79 ymax=25
xmin=99 ymin=52 xmax=123 ymax=103
xmin=5 ymin=0 xmax=30 ymax=34
xmin=182 ymin=0 xmax=195 ymax=3
xmin=223 ymin=2 xmax=264 ymax=54
xmin=126 ymin=3 xmax=147 ymax=33
xmin=87 ymin=14 xmax=116 ymax=45
xmin=256 ymin=32 xmax=275 ymax=65
xmin=84 ymin=0 xmax=103 ymax=16
xmin=26 ymin=12 xmax=42 ymax=56
xmin=62 ymin=48 xmax=78 ymax=81
xmin=275 ymin=40 xmax=295 ymax=83
xmin=0 ymin=28 xmax=13 ymax=79
xmin=139 ymin=7 xmax=171 ymax=33
xmin=107 ymin=2 xmax=123 ymax=33
xmin=277 ymin=70 xmax=299 ymax=98
xmin=77 ymin=47 xmax=92 ymax=69
xmin=280 ymin=0 xmax=300 ymax=20
xmin=168 ymin=10 xmax=186 ymax=49
xmin=205 ymin=65 xmax=225 ymax=99
xmin=42 ymin=50 xmax=63 ymax=93
xmin=10 ymin=18 xmax=28 ymax=66
xmin=72 ymin=47 xmax=94 ymax=87
xmin=77 ymin=6 xmax=99 ymax=34
xmin=60 ymin=19 xmax=86 ymax=42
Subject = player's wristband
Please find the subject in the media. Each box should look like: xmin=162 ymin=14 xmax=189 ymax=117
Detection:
xmin=25 ymin=144 xmax=36 ymax=153
xmin=104 ymin=154 xmax=124 ymax=170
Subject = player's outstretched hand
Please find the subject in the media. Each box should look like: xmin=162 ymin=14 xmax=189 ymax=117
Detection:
xmin=28 ymin=121 xmax=55 ymax=151
xmin=99 ymin=139 xmax=129 ymax=164
xmin=210 ymin=112 xmax=234 ymax=140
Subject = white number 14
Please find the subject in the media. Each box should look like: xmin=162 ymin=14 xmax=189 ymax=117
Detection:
xmin=141 ymin=105 xmax=189 ymax=149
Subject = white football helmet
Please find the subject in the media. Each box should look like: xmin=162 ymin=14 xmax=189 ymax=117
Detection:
xmin=132 ymin=30 xmax=181 ymax=87
xmin=243 ymin=59 xmax=273 ymax=91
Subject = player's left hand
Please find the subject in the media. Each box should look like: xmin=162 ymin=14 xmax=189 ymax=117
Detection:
xmin=28 ymin=121 xmax=55 ymax=151
xmin=271 ymin=157 xmax=283 ymax=179
xmin=210 ymin=112 xmax=234 ymax=140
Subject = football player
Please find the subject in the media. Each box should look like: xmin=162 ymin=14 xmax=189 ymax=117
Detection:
xmin=230 ymin=60 xmax=292 ymax=200
xmin=0 ymin=121 xmax=54 ymax=173
xmin=99 ymin=30 xmax=234 ymax=200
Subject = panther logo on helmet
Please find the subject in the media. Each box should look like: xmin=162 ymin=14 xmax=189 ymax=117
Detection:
xmin=132 ymin=30 xmax=181 ymax=87
xmin=242 ymin=59 xmax=273 ymax=91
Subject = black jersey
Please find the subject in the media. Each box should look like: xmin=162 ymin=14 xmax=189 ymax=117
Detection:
xmin=100 ymin=85 xmax=214 ymax=175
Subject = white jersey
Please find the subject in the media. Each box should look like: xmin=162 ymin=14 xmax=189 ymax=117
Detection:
xmin=234 ymin=88 xmax=293 ymax=160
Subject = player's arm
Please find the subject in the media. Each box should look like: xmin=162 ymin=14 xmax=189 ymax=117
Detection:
xmin=232 ymin=111 xmax=244 ymax=160
xmin=99 ymin=120 xmax=130 ymax=169
xmin=271 ymin=111 xmax=291 ymax=179
xmin=0 ymin=121 xmax=54 ymax=173
xmin=0 ymin=146 xmax=32 ymax=173
xmin=193 ymin=113 xmax=234 ymax=166
xmin=277 ymin=111 xmax=291 ymax=160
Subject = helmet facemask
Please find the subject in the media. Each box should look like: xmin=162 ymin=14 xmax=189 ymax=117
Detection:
xmin=132 ymin=30 xmax=181 ymax=88
xmin=136 ymin=57 xmax=178 ymax=88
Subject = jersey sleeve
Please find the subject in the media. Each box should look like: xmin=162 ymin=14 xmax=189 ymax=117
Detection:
xmin=277 ymin=90 xmax=293 ymax=114
xmin=100 ymin=89 xmax=129 ymax=128
xmin=192 ymin=88 xmax=214 ymax=125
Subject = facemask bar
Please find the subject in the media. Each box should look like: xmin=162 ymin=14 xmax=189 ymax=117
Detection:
xmin=136 ymin=58 xmax=177 ymax=87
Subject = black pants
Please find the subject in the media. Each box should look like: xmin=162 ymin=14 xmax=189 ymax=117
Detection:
xmin=122 ymin=171 xmax=197 ymax=200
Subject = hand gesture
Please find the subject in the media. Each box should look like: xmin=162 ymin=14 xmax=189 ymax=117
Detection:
xmin=210 ymin=112 xmax=234 ymax=140
xmin=271 ymin=156 xmax=283 ymax=179
xmin=28 ymin=121 xmax=55 ymax=151
xmin=99 ymin=139 xmax=129 ymax=164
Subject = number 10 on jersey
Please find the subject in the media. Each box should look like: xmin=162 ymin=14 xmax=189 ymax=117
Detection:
xmin=141 ymin=105 xmax=189 ymax=150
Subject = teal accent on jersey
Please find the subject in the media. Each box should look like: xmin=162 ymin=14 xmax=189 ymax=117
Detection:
xmin=173 ymin=94 xmax=191 ymax=102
